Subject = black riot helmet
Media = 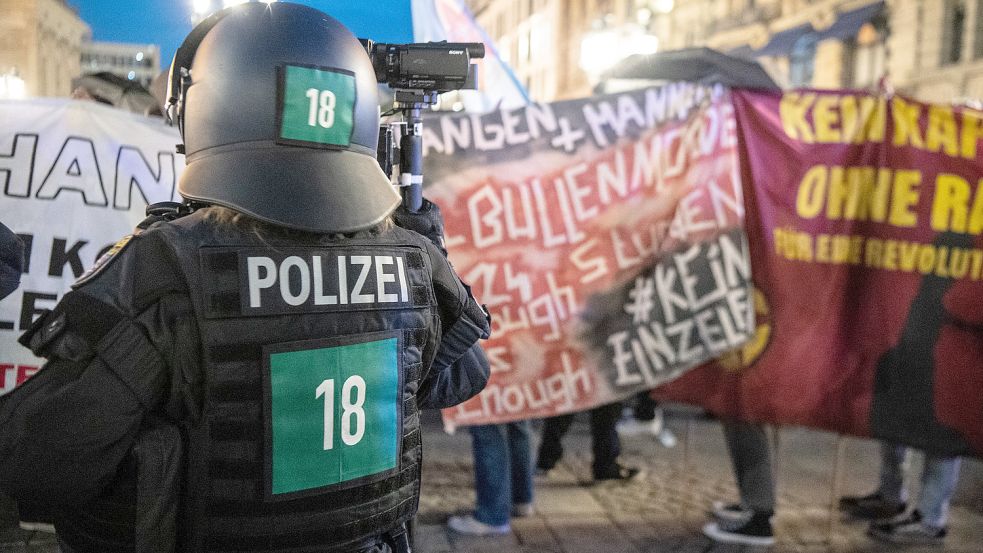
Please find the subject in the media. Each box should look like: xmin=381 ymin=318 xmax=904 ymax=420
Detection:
xmin=167 ymin=2 xmax=399 ymax=233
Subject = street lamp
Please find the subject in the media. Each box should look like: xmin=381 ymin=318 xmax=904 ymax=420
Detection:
xmin=192 ymin=0 xmax=212 ymax=16
xmin=193 ymin=0 xmax=276 ymax=23
xmin=0 ymin=71 xmax=26 ymax=100
xmin=652 ymin=0 xmax=674 ymax=14
xmin=580 ymin=23 xmax=659 ymax=79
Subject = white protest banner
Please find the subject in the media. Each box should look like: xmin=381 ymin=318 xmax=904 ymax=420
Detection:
xmin=0 ymin=99 xmax=184 ymax=392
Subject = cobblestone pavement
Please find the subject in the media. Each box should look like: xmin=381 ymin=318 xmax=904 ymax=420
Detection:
xmin=1 ymin=408 xmax=981 ymax=552
xmin=416 ymin=409 xmax=983 ymax=553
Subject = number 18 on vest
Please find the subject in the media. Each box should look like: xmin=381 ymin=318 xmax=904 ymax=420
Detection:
xmin=263 ymin=332 xmax=402 ymax=498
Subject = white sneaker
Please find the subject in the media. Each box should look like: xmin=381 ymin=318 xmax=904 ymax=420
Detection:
xmin=447 ymin=514 xmax=510 ymax=536
xmin=512 ymin=503 xmax=535 ymax=517
xmin=657 ymin=428 xmax=677 ymax=448
xmin=617 ymin=417 xmax=662 ymax=436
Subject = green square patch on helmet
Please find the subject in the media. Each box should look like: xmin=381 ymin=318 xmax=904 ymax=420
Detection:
xmin=168 ymin=2 xmax=399 ymax=234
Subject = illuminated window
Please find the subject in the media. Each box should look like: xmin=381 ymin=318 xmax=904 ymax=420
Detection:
xmin=975 ymin=0 xmax=983 ymax=58
xmin=789 ymin=34 xmax=817 ymax=87
xmin=849 ymin=21 xmax=886 ymax=88
xmin=942 ymin=0 xmax=965 ymax=65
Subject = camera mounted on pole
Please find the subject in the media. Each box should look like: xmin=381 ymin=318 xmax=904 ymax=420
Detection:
xmin=361 ymin=40 xmax=485 ymax=212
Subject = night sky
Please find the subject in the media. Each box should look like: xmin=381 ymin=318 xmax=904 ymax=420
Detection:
xmin=71 ymin=1 xmax=415 ymax=70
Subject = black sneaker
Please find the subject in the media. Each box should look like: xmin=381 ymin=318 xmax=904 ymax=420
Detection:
xmin=703 ymin=510 xmax=775 ymax=546
xmin=839 ymin=492 xmax=906 ymax=520
xmin=867 ymin=510 xmax=946 ymax=545
xmin=593 ymin=464 xmax=643 ymax=482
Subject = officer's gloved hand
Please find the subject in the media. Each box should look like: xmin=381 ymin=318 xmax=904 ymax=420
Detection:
xmin=392 ymin=198 xmax=448 ymax=256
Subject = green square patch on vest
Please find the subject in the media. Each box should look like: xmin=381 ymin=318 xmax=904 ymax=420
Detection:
xmin=263 ymin=331 xmax=403 ymax=499
xmin=277 ymin=64 xmax=356 ymax=148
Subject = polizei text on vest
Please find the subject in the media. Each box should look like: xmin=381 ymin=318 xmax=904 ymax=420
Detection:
xmin=245 ymin=253 xmax=411 ymax=311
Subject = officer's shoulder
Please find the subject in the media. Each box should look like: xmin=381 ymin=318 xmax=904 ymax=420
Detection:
xmin=387 ymin=225 xmax=445 ymax=256
xmin=71 ymin=215 xmax=187 ymax=291
xmin=387 ymin=224 xmax=430 ymax=245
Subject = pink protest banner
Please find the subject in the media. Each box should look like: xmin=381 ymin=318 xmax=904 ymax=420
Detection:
xmin=422 ymin=85 xmax=753 ymax=427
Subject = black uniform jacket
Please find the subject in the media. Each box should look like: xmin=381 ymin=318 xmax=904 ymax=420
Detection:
xmin=0 ymin=210 xmax=490 ymax=535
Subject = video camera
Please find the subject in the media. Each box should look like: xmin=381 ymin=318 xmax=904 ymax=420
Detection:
xmin=365 ymin=41 xmax=484 ymax=95
xmin=360 ymin=40 xmax=485 ymax=211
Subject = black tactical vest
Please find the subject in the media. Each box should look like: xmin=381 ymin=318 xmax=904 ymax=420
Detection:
xmin=159 ymin=212 xmax=439 ymax=552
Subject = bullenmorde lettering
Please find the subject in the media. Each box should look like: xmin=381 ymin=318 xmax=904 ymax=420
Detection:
xmin=239 ymin=249 xmax=412 ymax=315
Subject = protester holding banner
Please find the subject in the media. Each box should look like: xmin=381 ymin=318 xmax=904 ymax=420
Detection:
xmin=842 ymin=443 xmax=961 ymax=545
xmin=702 ymin=421 xmax=776 ymax=546
xmin=446 ymin=346 xmax=534 ymax=537
xmin=447 ymin=418 xmax=535 ymax=535
xmin=0 ymin=4 xmax=489 ymax=553
xmin=536 ymin=401 xmax=642 ymax=482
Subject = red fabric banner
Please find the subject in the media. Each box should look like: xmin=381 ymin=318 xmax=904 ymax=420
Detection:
xmin=658 ymin=90 xmax=983 ymax=457
xmin=423 ymin=86 xmax=753 ymax=428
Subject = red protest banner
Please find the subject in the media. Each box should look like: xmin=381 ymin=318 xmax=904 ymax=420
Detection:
xmin=423 ymin=85 xmax=753 ymax=428
xmin=657 ymin=89 xmax=983 ymax=457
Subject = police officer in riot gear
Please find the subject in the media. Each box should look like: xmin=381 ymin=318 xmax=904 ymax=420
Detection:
xmin=0 ymin=3 xmax=490 ymax=552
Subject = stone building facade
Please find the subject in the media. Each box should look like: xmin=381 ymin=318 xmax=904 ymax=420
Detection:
xmin=467 ymin=0 xmax=983 ymax=104
xmin=466 ymin=0 xmax=614 ymax=101
xmin=0 ymin=0 xmax=90 ymax=98
xmin=80 ymin=41 xmax=161 ymax=89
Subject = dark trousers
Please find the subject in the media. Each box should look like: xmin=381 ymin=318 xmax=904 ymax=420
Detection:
xmin=536 ymin=401 xmax=623 ymax=478
xmin=633 ymin=391 xmax=657 ymax=421
xmin=722 ymin=419 xmax=775 ymax=513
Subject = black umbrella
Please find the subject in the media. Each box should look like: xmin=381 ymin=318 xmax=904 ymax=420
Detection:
xmin=72 ymin=72 xmax=162 ymax=116
xmin=600 ymin=47 xmax=780 ymax=90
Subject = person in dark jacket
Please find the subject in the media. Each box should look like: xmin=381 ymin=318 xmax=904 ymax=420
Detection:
xmin=0 ymin=4 xmax=490 ymax=553
xmin=0 ymin=222 xmax=24 ymax=300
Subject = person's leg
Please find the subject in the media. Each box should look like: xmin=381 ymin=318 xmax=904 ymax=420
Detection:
xmin=618 ymin=392 xmax=668 ymax=438
xmin=507 ymin=420 xmax=534 ymax=511
xmin=468 ymin=424 xmax=511 ymax=527
xmin=916 ymin=454 xmax=961 ymax=528
xmin=634 ymin=392 xmax=656 ymax=421
xmin=877 ymin=442 xmax=908 ymax=505
xmin=721 ymin=420 xmax=774 ymax=513
xmin=704 ymin=420 xmax=775 ymax=546
xmin=536 ymin=413 xmax=574 ymax=470
xmin=867 ymin=452 xmax=958 ymax=545
xmin=590 ymin=401 xmax=625 ymax=478
xmin=841 ymin=441 xmax=908 ymax=519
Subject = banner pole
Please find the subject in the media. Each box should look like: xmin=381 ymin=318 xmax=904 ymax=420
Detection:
xmin=827 ymin=435 xmax=847 ymax=550
xmin=684 ymin=417 xmax=695 ymax=524
xmin=770 ymin=425 xmax=781 ymax=487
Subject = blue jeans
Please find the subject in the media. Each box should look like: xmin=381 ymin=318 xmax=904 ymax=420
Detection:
xmin=878 ymin=442 xmax=961 ymax=527
xmin=469 ymin=421 xmax=534 ymax=526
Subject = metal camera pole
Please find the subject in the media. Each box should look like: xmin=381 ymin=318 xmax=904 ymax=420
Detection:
xmin=393 ymin=90 xmax=438 ymax=213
